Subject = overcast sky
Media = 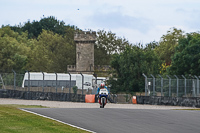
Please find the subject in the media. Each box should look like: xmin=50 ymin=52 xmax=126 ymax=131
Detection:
xmin=0 ymin=0 xmax=200 ymax=44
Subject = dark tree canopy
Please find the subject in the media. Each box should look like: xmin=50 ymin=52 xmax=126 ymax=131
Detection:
xmin=168 ymin=32 xmax=200 ymax=75
xmin=11 ymin=16 xmax=77 ymax=39
xmin=109 ymin=44 xmax=161 ymax=94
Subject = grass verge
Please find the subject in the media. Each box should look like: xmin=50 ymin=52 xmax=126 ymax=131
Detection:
xmin=0 ymin=104 xmax=89 ymax=133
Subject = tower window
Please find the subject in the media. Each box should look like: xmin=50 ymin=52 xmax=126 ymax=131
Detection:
xmin=77 ymin=52 xmax=81 ymax=59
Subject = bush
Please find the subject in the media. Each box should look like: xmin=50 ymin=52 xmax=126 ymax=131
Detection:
xmin=72 ymin=86 xmax=78 ymax=95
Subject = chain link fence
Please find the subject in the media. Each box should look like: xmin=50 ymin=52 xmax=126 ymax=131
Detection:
xmin=0 ymin=73 xmax=24 ymax=91
xmin=143 ymin=74 xmax=200 ymax=97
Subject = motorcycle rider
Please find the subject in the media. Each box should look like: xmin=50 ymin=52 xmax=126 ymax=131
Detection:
xmin=96 ymin=83 xmax=109 ymax=107
xmin=96 ymin=83 xmax=109 ymax=94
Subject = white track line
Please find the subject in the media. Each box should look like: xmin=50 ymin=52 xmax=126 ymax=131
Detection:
xmin=20 ymin=109 xmax=96 ymax=133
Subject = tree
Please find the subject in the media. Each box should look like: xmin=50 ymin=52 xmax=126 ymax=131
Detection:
xmin=95 ymin=30 xmax=130 ymax=65
xmin=0 ymin=26 xmax=30 ymax=72
xmin=144 ymin=41 xmax=159 ymax=50
xmin=167 ymin=32 xmax=200 ymax=75
xmin=22 ymin=20 xmax=42 ymax=39
xmin=94 ymin=44 xmax=109 ymax=65
xmin=28 ymin=30 xmax=75 ymax=72
xmin=155 ymin=27 xmax=185 ymax=66
xmin=11 ymin=16 xmax=76 ymax=39
xmin=109 ymin=44 xmax=161 ymax=94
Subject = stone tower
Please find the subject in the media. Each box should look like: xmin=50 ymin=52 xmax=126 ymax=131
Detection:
xmin=73 ymin=31 xmax=96 ymax=74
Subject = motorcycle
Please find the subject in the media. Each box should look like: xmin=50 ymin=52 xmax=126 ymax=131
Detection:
xmin=98 ymin=88 xmax=109 ymax=108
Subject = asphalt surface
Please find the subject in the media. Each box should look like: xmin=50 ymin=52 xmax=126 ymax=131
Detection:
xmin=0 ymin=98 xmax=195 ymax=110
xmin=24 ymin=108 xmax=200 ymax=133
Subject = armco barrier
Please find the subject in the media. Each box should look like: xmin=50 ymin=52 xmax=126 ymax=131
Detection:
xmin=0 ymin=89 xmax=85 ymax=102
xmin=136 ymin=96 xmax=200 ymax=108
xmin=85 ymin=94 xmax=95 ymax=103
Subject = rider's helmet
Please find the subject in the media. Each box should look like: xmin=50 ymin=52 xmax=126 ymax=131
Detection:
xmin=100 ymin=83 xmax=105 ymax=88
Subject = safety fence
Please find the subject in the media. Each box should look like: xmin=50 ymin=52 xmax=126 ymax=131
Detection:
xmin=0 ymin=72 xmax=99 ymax=95
xmin=142 ymin=74 xmax=200 ymax=97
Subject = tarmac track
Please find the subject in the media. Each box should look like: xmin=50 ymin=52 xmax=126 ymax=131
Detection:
xmin=24 ymin=108 xmax=200 ymax=133
xmin=1 ymin=98 xmax=199 ymax=133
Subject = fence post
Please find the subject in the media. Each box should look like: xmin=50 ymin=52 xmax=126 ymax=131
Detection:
xmin=12 ymin=70 xmax=16 ymax=90
xmin=68 ymin=72 xmax=71 ymax=100
xmin=41 ymin=72 xmax=44 ymax=92
xmin=80 ymin=72 xmax=84 ymax=99
xmin=93 ymin=73 xmax=97 ymax=84
xmin=26 ymin=71 xmax=30 ymax=100
xmin=0 ymin=74 xmax=6 ymax=90
xmin=150 ymin=74 xmax=155 ymax=96
xmin=181 ymin=75 xmax=187 ymax=97
xmin=142 ymin=73 xmax=148 ymax=96
xmin=158 ymin=74 xmax=163 ymax=97
xmin=27 ymin=71 xmax=30 ymax=92
xmin=194 ymin=75 xmax=199 ymax=96
xmin=174 ymin=75 xmax=179 ymax=97
xmin=192 ymin=76 xmax=196 ymax=97
xmin=93 ymin=73 xmax=98 ymax=95
xmin=166 ymin=75 xmax=171 ymax=97
xmin=55 ymin=73 xmax=57 ymax=93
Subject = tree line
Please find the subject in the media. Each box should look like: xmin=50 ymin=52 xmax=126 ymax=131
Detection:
xmin=0 ymin=16 xmax=200 ymax=93
xmin=0 ymin=16 xmax=128 ymax=73
xmin=109 ymin=28 xmax=200 ymax=94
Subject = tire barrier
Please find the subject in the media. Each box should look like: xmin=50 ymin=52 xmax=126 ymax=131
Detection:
xmin=0 ymin=89 xmax=85 ymax=102
xmin=132 ymin=96 xmax=137 ymax=104
xmin=85 ymin=94 xmax=95 ymax=103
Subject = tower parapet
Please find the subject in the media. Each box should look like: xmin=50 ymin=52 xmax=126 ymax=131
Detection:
xmin=74 ymin=31 xmax=96 ymax=43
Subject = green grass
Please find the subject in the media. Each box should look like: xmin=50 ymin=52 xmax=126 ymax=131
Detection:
xmin=1 ymin=104 xmax=49 ymax=108
xmin=0 ymin=105 xmax=89 ymax=133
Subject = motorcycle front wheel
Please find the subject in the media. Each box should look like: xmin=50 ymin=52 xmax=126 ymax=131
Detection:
xmin=100 ymin=97 xmax=105 ymax=108
xmin=102 ymin=98 xmax=105 ymax=108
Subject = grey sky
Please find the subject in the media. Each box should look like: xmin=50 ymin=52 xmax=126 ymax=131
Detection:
xmin=0 ymin=0 xmax=200 ymax=44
